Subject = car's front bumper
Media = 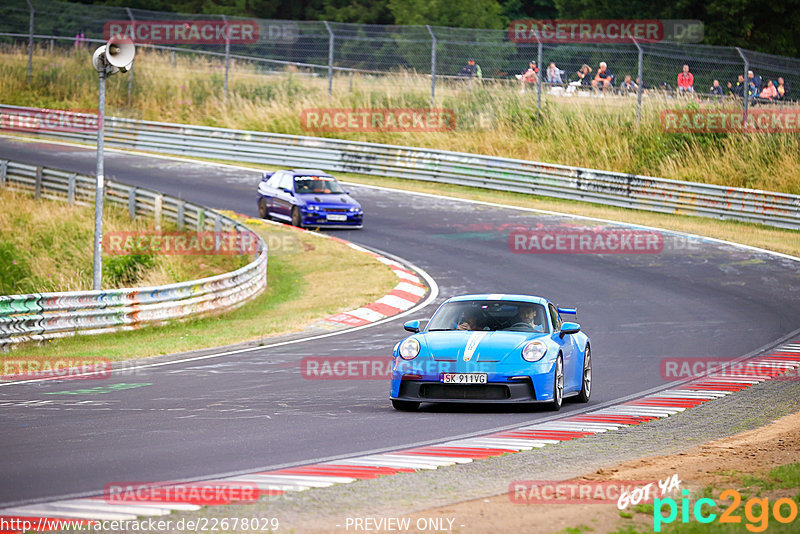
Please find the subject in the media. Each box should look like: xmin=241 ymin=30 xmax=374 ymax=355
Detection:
xmin=389 ymin=357 xmax=558 ymax=403
xmin=301 ymin=211 xmax=363 ymax=227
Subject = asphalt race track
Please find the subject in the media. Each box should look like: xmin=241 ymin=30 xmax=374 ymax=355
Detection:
xmin=1 ymin=137 xmax=799 ymax=507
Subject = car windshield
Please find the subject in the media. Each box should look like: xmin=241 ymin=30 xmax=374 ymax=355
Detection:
xmin=294 ymin=176 xmax=344 ymax=194
xmin=427 ymin=300 xmax=548 ymax=333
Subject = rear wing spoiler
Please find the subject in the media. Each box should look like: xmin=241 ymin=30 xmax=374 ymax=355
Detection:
xmin=557 ymin=307 xmax=577 ymax=315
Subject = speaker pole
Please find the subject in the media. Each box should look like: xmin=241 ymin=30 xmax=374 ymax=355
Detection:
xmin=93 ymin=68 xmax=106 ymax=290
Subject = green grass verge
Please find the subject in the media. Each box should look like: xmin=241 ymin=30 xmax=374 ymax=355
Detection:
xmin=3 ymin=219 xmax=398 ymax=363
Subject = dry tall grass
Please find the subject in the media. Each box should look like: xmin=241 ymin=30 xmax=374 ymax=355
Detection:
xmin=1 ymin=44 xmax=798 ymax=194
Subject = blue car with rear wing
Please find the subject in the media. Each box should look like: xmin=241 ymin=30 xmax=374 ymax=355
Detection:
xmin=390 ymin=294 xmax=591 ymax=411
xmin=257 ymin=169 xmax=363 ymax=229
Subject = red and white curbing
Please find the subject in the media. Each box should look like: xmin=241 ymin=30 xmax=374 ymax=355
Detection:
xmin=2 ymin=343 xmax=798 ymax=529
xmin=313 ymin=238 xmax=427 ymax=329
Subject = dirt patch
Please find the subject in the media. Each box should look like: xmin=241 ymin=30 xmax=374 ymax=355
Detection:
xmin=396 ymin=409 xmax=800 ymax=534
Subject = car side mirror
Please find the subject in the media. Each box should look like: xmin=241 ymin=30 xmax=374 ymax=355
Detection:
xmin=403 ymin=320 xmax=420 ymax=333
xmin=559 ymin=322 xmax=580 ymax=338
xmin=282 ymin=187 xmax=294 ymax=195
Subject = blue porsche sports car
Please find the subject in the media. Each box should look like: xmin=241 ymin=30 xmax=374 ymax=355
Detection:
xmin=257 ymin=169 xmax=363 ymax=228
xmin=390 ymin=294 xmax=591 ymax=411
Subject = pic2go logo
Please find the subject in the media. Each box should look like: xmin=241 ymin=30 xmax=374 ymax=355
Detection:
xmin=654 ymin=489 xmax=798 ymax=532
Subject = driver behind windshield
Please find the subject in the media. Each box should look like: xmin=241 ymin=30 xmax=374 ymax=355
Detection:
xmin=518 ymin=306 xmax=545 ymax=332
xmin=457 ymin=309 xmax=481 ymax=331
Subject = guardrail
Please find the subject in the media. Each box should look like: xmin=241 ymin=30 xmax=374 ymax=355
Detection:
xmin=1 ymin=104 xmax=799 ymax=230
xmin=0 ymin=158 xmax=268 ymax=347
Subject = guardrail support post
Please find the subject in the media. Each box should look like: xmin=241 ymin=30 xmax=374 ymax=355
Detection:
xmin=426 ymin=25 xmax=437 ymax=108
xmin=323 ymin=21 xmax=334 ymax=97
xmin=34 ymin=166 xmax=42 ymax=199
xmin=177 ymin=200 xmax=185 ymax=230
xmin=154 ymin=194 xmax=162 ymax=230
xmin=127 ymin=187 xmax=136 ymax=219
xmin=197 ymin=209 xmax=205 ymax=230
xmin=214 ymin=215 xmax=222 ymax=252
xmin=0 ymin=160 xmax=7 ymax=188
xmin=68 ymin=173 xmax=76 ymax=205
xmin=25 ymin=0 xmax=34 ymax=85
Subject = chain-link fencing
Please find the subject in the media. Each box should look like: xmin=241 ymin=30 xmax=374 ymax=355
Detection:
xmin=1 ymin=0 xmax=799 ymax=120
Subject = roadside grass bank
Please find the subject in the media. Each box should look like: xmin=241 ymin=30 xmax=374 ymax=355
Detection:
xmin=2 ymin=214 xmax=398 ymax=363
xmin=1 ymin=45 xmax=799 ymax=194
xmin=0 ymin=187 xmax=245 ymax=295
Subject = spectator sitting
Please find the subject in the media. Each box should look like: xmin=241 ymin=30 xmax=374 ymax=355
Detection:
xmin=459 ymin=58 xmax=482 ymax=80
xmin=710 ymin=79 xmax=723 ymax=97
xmin=728 ymin=75 xmax=745 ymax=98
xmin=748 ymin=70 xmax=762 ymax=93
xmin=776 ymin=77 xmax=789 ymax=100
xmin=575 ymin=64 xmax=593 ymax=86
xmin=759 ymin=80 xmax=778 ymax=100
xmin=591 ymin=62 xmax=614 ymax=92
xmin=546 ymin=62 xmax=564 ymax=85
xmin=636 ymin=77 xmax=649 ymax=92
xmin=619 ymin=75 xmax=638 ymax=94
xmin=677 ymin=64 xmax=694 ymax=93
xmin=519 ymin=61 xmax=538 ymax=93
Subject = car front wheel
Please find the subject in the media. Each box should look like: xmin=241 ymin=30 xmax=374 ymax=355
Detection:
xmin=291 ymin=206 xmax=303 ymax=228
xmin=549 ymin=355 xmax=564 ymax=411
xmin=258 ymin=198 xmax=270 ymax=220
xmin=576 ymin=346 xmax=592 ymax=403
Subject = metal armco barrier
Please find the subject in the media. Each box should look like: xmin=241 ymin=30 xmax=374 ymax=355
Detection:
xmin=0 ymin=158 xmax=268 ymax=347
xmin=1 ymin=104 xmax=798 ymax=230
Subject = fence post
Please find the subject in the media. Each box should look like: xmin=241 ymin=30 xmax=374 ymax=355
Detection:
xmin=735 ymin=47 xmax=749 ymax=124
xmin=222 ymin=15 xmax=230 ymax=103
xmin=177 ymin=200 xmax=185 ymax=230
xmin=68 ymin=173 xmax=76 ymax=205
xmin=34 ymin=166 xmax=42 ymax=199
xmin=125 ymin=8 xmax=135 ymax=107
xmin=0 ymin=160 xmax=7 ymax=188
xmin=426 ymin=25 xmax=437 ymax=108
xmin=323 ymin=21 xmax=333 ymax=96
xmin=25 ymin=0 xmax=34 ymax=85
xmin=633 ymin=38 xmax=643 ymax=125
xmin=128 ymin=187 xmax=136 ymax=219
xmin=170 ymin=50 xmax=175 ymax=67
xmin=49 ymin=39 xmax=53 ymax=53
xmin=536 ymin=39 xmax=542 ymax=110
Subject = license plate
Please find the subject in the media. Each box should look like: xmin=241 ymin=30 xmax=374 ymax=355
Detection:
xmin=326 ymin=214 xmax=348 ymax=221
xmin=440 ymin=373 xmax=488 ymax=384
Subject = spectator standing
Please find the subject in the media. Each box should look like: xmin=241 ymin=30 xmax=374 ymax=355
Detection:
xmin=519 ymin=61 xmax=538 ymax=93
xmin=619 ymin=75 xmax=637 ymax=94
xmin=677 ymin=64 xmax=694 ymax=93
xmin=592 ymin=62 xmax=613 ymax=92
xmin=546 ymin=62 xmax=563 ymax=85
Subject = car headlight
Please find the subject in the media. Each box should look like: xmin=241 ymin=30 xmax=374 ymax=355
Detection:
xmin=521 ymin=341 xmax=547 ymax=362
xmin=349 ymin=207 xmax=361 ymax=212
xmin=399 ymin=338 xmax=421 ymax=360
